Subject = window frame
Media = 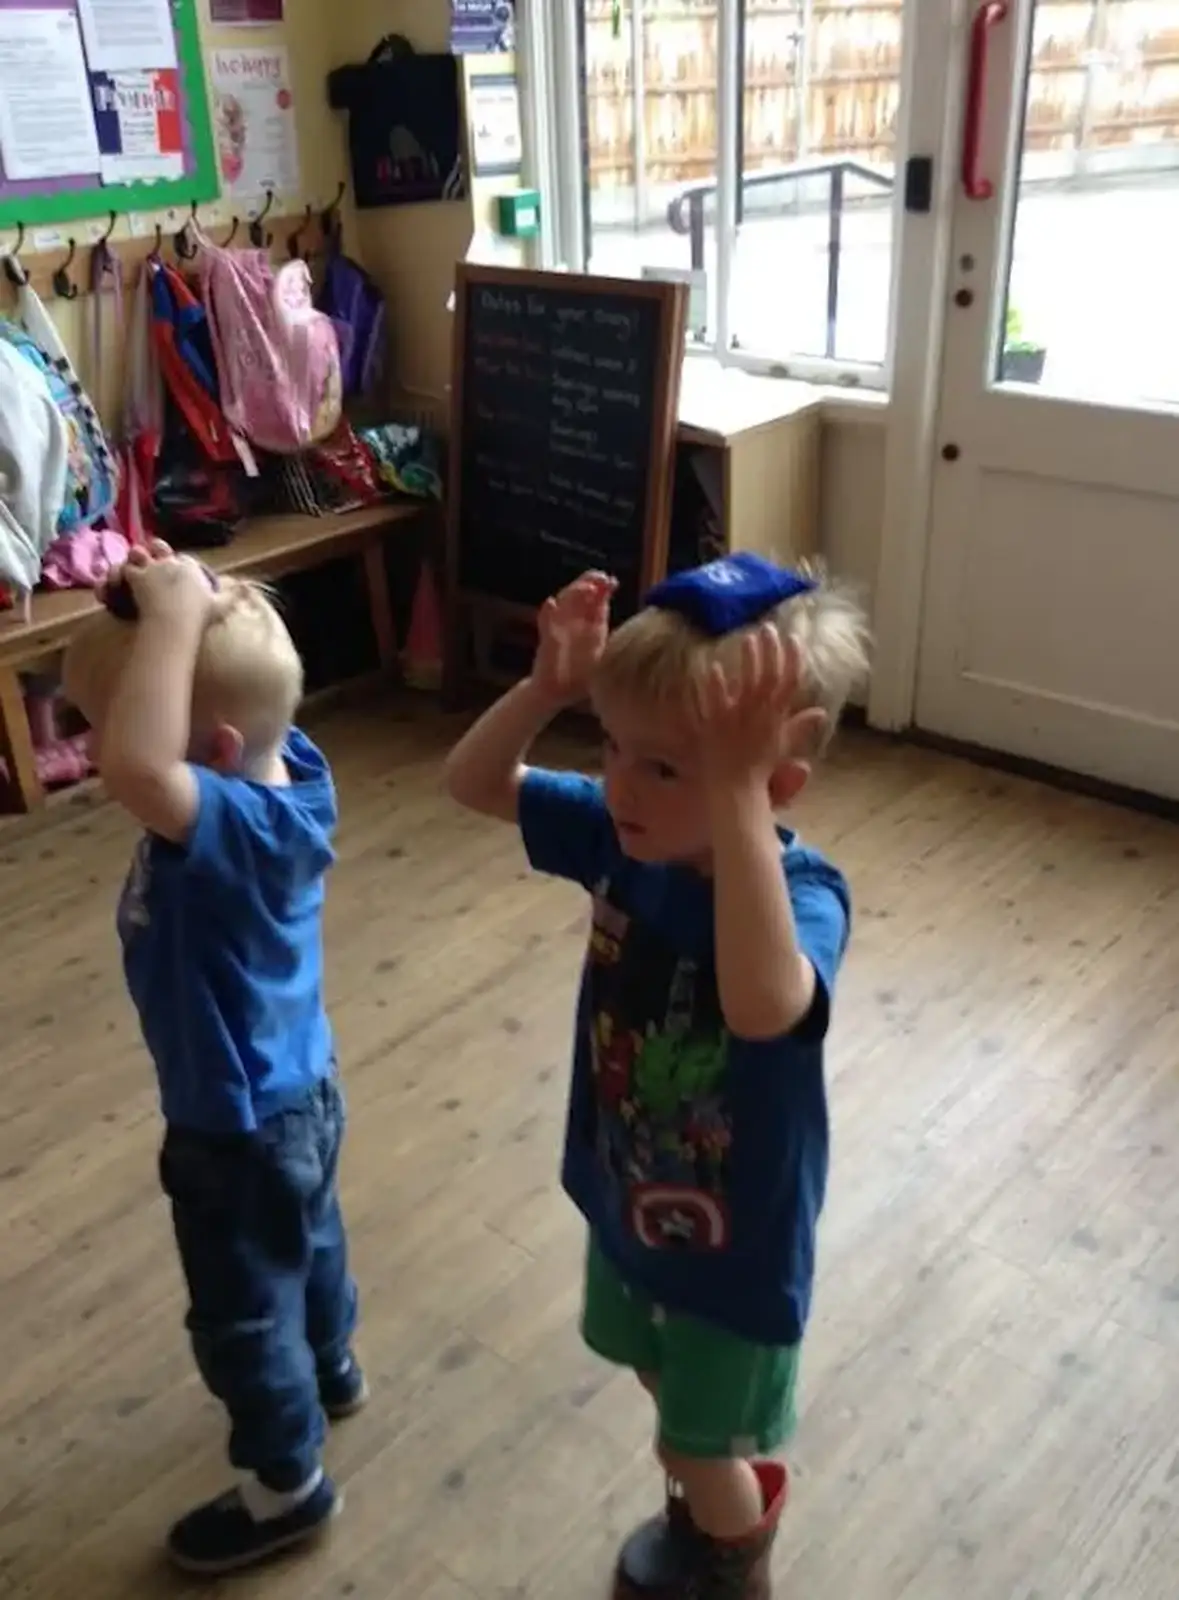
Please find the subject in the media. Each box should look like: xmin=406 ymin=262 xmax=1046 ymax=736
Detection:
xmin=526 ymin=0 xmax=911 ymax=393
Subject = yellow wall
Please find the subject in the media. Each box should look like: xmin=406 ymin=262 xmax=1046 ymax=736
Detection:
xmin=327 ymin=0 xmax=530 ymax=417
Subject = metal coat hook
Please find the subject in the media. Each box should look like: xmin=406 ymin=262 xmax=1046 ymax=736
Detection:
xmin=53 ymin=239 xmax=79 ymax=301
xmin=3 ymin=220 xmax=26 ymax=285
xmin=322 ymin=181 xmax=346 ymax=243
xmin=91 ymin=210 xmax=119 ymax=280
xmin=175 ymin=200 xmax=199 ymax=260
xmin=249 ymin=189 xmax=274 ymax=248
xmin=287 ymin=203 xmax=312 ymax=259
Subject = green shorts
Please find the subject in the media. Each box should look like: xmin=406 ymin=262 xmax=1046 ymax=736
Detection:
xmin=580 ymin=1238 xmax=800 ymax=1459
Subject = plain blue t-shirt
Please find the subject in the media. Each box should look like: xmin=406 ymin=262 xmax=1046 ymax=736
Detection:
xmin=519 ymin=766 xmax=851 ymax=1347
xmin=117 ymin=728 xmax=337 ymax=1134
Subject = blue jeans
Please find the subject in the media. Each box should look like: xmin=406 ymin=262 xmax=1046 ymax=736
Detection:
xmin=159 ymin=1078 xmax=358 ymax=1491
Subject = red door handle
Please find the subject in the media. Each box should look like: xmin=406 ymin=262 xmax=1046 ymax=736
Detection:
xmin=962 ymin=1 xmax=1009 ymax=200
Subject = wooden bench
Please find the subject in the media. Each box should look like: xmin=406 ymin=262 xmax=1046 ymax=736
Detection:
xmin=0 ymin=503 xmax=426 ymax=816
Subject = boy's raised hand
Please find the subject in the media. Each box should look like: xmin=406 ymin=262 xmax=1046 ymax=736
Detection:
xmin=693 ymin=623 xmax=827 ymax=791
xmin=531 ymin=571 xmax=618 ymax=708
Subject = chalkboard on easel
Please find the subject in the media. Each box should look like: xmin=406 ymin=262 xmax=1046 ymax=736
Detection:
xmin=446 ymin=264 xmax=687 ymax=684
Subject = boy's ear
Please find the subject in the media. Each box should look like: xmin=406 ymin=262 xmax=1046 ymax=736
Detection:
xmin=206 ymin=723 xmax=245 ymax=774
xmin=768 ymin=706 xmax=827 ymax=808
xmin=769 ymin=759 xmax=810 ymax=809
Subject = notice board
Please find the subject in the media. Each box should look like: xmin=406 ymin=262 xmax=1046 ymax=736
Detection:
xmin=0 ymin=0 xmax=217 ymax=232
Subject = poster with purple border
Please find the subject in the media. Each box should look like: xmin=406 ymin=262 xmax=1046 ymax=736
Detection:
xmin=210 ymin=0 xmax=284 ymax=21
xmin=450 ymin=0 xmax=514 ymax=54
xmin=0 ymin=0 xmax=216 ymax=232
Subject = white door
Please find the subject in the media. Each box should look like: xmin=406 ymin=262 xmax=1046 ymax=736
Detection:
xmin=916 ymin=0 xmax=1179 ymax=801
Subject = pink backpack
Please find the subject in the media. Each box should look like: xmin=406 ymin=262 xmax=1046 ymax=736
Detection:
xmin=197 ymin=234 xmax=343 ymax=457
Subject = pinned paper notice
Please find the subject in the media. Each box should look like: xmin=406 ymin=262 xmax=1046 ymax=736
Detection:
xmin=77 ymin=0 xmax=177 ymax=74
xmin=0 ymin=10 xmax=101 ymax=181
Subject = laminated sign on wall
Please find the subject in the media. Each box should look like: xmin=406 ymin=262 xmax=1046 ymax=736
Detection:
xmin=91 ymin=68 xmax=184 ymax=183
xmin=210 ymin=0 xmax=284 ymax=20
xmin=210 ymin=44 xmax=300 ymax=198
xmin=450 ymin=0 xmax=514 ymax=54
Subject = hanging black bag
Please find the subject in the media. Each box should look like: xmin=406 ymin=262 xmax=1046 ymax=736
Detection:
xmin=327 ymin=35 xmax=468 ymax=210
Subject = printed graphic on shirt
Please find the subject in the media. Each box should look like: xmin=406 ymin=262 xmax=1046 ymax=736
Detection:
xmin=586 ymin=882 xmax=732 ymax=1251
xmin=117 ymin=836 xmax=153 ymax=937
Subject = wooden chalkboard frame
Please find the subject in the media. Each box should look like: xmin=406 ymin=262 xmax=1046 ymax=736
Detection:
xmin=444 ymin=263 xmax=687 ymax=699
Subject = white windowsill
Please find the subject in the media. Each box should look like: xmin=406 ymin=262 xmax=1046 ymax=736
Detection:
xmin=817 ymin=388 xmax=889 ymax=426
xmin=678 ymin=354 xmax=890 ymax=439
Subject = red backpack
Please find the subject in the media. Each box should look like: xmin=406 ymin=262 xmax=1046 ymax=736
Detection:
xmin=146 ymin=256 xmax=243 ymax=467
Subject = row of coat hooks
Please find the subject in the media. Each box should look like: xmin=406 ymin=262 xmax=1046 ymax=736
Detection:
xmin=2 ymin=181 xmax=347 ymax=299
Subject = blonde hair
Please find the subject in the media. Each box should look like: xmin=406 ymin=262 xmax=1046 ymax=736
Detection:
xmin=594 ymin=558 xmax=870 ymax=752
xmin=62 ymin=577 xmax=303 ymax=758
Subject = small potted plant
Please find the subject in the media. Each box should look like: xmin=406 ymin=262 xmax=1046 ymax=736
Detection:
xmin=1001 ymin=303 xmax=1047 ymax=384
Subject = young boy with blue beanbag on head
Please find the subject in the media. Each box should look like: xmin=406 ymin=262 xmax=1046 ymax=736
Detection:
xmin=445 ymin=552 xmax=870 ymax=1598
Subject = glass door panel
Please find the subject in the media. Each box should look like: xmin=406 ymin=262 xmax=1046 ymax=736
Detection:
xmin=997 ymin=0 xmax=1179 ymax=406
xmin=730 ymin=0 xmax=903 ymax=368
xmin=581 ymin=0 xmax=719 ymax=339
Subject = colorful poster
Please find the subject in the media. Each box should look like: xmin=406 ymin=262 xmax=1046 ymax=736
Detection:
xmin=209 ymin=45 xmax=299 ymax=198
xmin=209 ymin=0 xmax=285 ymax=22
xmin=91 ymin=68 xmax=184 ymax=184
xmin=450 ymin=0 xmax=514 ymax=54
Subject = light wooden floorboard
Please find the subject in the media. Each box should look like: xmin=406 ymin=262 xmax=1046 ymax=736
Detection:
xmin=1 ymin=694 xmax=1177 ymax=1598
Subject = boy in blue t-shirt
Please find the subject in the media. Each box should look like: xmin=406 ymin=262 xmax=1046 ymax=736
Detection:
xmin=445 ymin=556 xmax=869 ymax=1599
xmin=63 ymin=542 xmax=363 ymax=1576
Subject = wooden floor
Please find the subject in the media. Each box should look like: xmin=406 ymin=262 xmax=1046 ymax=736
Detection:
xmin=2 ymin=694 xmax=1177 ymax=1600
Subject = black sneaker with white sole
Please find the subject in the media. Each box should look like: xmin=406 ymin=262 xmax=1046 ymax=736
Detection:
xmin=166 ymin=1476 xmax=341 ymax=1575
xmin=318 ymin=1352 xmax=369 ymax=1420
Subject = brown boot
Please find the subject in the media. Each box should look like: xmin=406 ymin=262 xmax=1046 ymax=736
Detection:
xmin=614 ymin=1461 xmax=788 ymax=1600
xmin=613 ymin=1478 xmax=697 ymax=1598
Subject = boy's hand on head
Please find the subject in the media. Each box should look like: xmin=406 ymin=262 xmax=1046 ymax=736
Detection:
xmin=114 ymin=542 xmax=216 ymax=627
xmin=530 ymin=570 xmax=618 ymax=709
xmin=700 ymin=625 xmax=824 ymax=1037
xmin=693 ymin=624 xmax=827 ymax=794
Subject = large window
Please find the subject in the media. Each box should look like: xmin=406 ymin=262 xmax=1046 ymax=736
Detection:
xmin=534 ymin=0 xmax=907 ymax=387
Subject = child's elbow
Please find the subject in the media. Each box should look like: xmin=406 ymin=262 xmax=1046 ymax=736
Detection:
xmin=442 ymin=756 xmax=519 ymax=823
xmin=442 ymin=750 xmax=480 ymax=810
xmin=722 ymin=960 xmax=817 ymax=1041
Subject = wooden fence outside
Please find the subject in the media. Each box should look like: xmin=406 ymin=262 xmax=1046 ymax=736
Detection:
xmin=585 ymin=0 xmax=1179 ymax=221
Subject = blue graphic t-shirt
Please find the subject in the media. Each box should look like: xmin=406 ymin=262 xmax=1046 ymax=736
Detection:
xmin=519 ymin=766 xmax=850 ymax=1347
xmin=118 ymin=729 xmax=337 ymax=1134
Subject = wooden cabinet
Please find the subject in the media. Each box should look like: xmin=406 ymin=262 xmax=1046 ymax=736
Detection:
xmin=675 ymin=361 xmax=822 ymax=567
